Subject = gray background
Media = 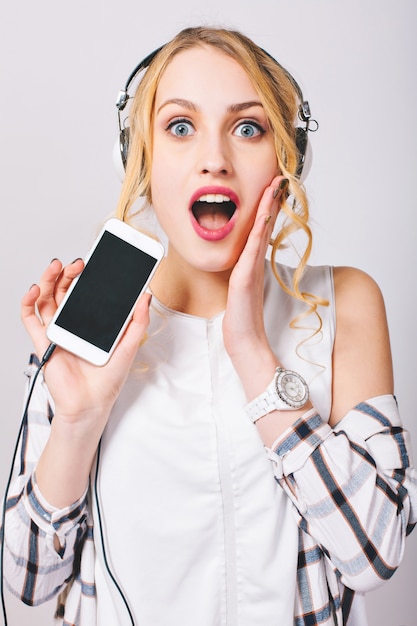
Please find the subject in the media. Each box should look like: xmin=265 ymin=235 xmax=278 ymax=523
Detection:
xmin=1 ymin=0 xmax=416 ymax=624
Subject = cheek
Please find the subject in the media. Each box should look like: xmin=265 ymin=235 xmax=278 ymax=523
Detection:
xmin=242 ymin=146 xmax=279 ymax=186
xmin=150 ymin=167 xmax=182 ymax=234
xmin=150 ymin=155 xmax=174 ymax=206
xmin=244 ymin=157 xmax=278 ymax=205
xmin=259 ymin=148 xmax=280 ymax=180
xmin=150 ymin=136 xmax=188 ymax=196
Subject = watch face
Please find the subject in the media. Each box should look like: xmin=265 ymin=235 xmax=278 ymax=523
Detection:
xmin=276 ymin=369 xmax=309 ymax=408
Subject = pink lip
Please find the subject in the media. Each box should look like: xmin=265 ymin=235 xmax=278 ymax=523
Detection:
xmin=189 ymin=186 xmax=239 ymax=242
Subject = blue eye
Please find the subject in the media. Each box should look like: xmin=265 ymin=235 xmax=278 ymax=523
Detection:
xmin=168 ymin=119 xmax=195 ymax=137
xmin=235 ymin=121 xmax=264 ymax=138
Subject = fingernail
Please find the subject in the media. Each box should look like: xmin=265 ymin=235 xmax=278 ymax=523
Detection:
xmin=71 ymin=257 xmax=83 ymax=264
xmin=274 ymin=178 xmax=289 ymax=198
xmin=50 ymin=258 xmax=59 ymax=264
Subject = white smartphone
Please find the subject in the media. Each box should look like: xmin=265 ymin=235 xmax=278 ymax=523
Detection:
xmin=47 ymin=218 xmax=164 ymax=366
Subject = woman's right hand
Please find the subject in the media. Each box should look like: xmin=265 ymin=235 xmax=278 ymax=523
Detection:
xmin=22 ymin=258 xmax=152 ymax=508
xmin=22 ymin=258 xmax=151 ymax=431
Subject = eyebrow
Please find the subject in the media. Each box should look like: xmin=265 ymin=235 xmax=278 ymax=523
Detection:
xmin=156 ymin=98 xmax=264 ymax=114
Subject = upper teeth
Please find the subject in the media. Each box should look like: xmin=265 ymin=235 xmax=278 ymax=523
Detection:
xmin=197 ymin=194 xmax=231 ymax=203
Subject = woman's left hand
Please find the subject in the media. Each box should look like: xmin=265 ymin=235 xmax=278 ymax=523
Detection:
xmin=223 ymin=175 xmax=288 ymax=400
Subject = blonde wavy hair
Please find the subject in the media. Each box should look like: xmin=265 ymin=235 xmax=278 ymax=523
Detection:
xmin=115 ymin=26 xmax=328 ymax=326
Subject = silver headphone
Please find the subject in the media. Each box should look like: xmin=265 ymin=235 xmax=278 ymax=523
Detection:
xmin=113 ymin=45 xmax=318 ymax=181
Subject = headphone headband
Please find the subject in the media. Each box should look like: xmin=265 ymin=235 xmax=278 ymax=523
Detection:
xmin=116 ymin=46 xmax=164 ymax=112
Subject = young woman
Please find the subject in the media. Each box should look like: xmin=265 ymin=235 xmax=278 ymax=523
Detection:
xmin=3 ymin=26 xmax=417 ymax=626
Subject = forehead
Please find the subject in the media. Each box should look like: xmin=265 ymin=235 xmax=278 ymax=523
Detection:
xmin=155 ymin=45 xmax=260 ymax=105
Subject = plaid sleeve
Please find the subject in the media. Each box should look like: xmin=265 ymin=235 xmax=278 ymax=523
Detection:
xmin=3 ymin=356 xmax=89 ymax=606
xmin=268 ymin=394 xmax=417 ymax=592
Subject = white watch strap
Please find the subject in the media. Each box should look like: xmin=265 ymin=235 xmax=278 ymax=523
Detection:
xmin=245 ymin=378 xmax=297 ymax=423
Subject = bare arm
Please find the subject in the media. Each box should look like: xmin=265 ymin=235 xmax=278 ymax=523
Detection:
xmin=225 ymin=231 xmax=394 ymax=444
xmin=223 ymin=176 xmax=312 ymax=445
xmin=330 ymin=265 xmax=393 ymax=424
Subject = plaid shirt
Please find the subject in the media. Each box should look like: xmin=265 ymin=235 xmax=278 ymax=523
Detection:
xmin=3 ymin=358 xmax=417 ymax=625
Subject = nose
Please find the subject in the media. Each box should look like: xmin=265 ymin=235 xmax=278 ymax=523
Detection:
xmin=197 ymin=133 xmax=232 ymax=177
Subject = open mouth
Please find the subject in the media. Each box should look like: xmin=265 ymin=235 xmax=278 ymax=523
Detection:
xmin=191 ymin=194 xmax=237 ymax=230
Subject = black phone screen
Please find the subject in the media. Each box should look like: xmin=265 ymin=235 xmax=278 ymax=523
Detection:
xmin=55 ymin=231 xmax=157 ymax=352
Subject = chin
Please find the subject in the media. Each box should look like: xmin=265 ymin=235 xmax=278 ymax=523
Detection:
xmin=192 ymin=250 xmax=242 ymax=275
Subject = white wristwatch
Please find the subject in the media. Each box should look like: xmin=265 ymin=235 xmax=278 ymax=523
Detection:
xmin=245 ymin=367 xmax=309 ymax=423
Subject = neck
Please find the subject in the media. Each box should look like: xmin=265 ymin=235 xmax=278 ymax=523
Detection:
xmin=150 ymin=252 xmax=231 ymax=319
